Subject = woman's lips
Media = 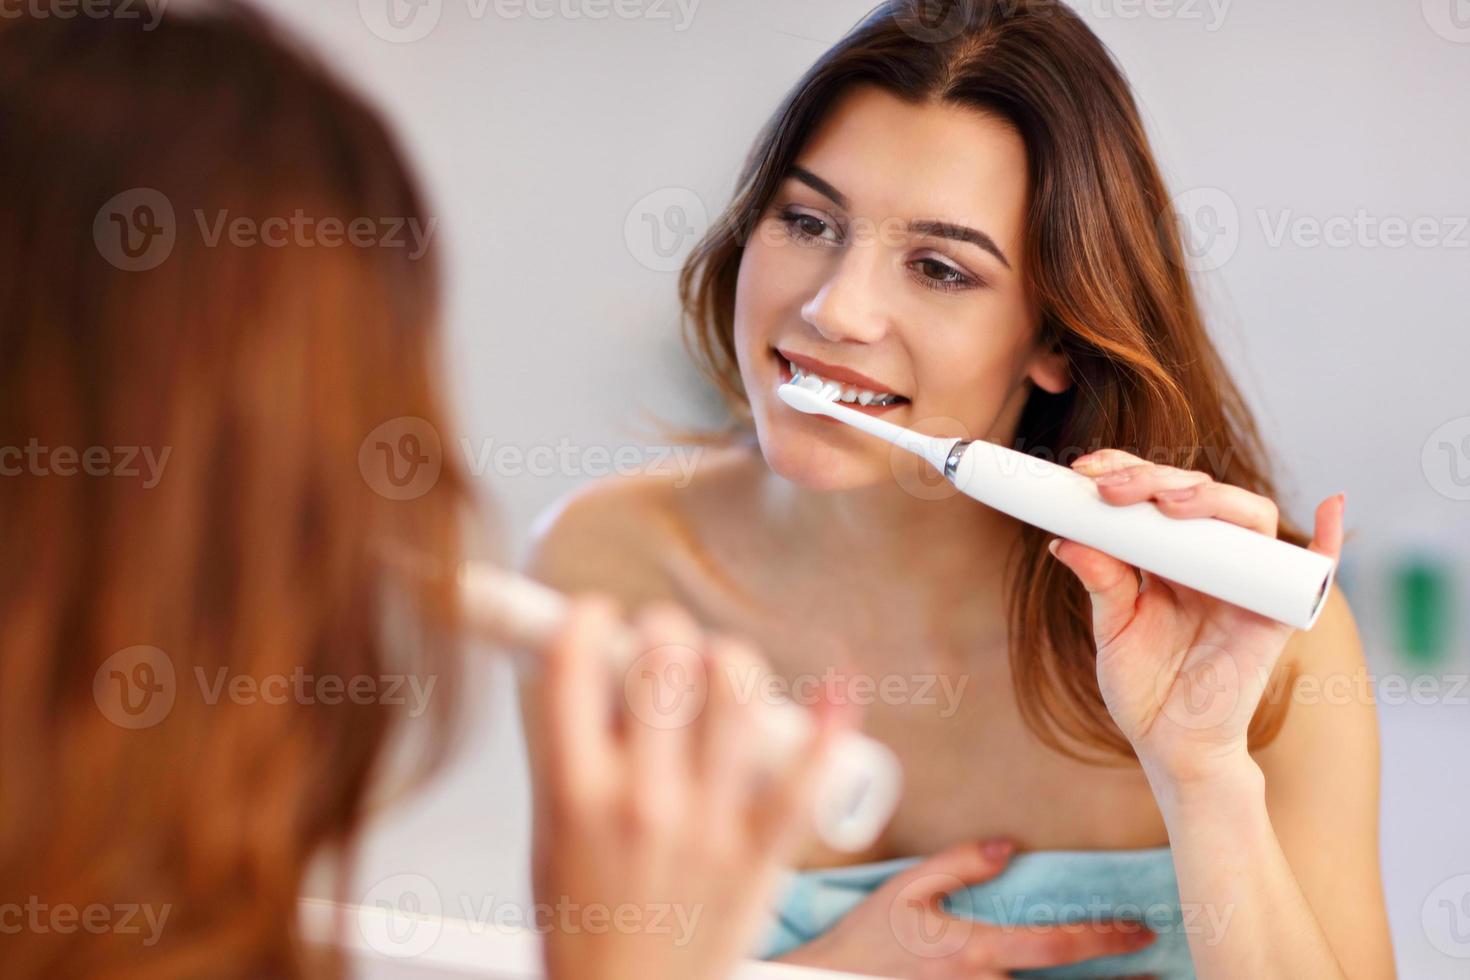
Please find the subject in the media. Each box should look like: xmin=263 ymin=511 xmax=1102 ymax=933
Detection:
xmin=777 ymin=347 xmax=905 ymax=398
xmin=772 ymin=348 xmax=909 ymax=416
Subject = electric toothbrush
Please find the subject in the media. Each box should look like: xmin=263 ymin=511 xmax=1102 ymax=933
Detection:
xmin=778 ymin=378 xmax=1335 ymax=630
xmin=457 ymin=561 xmax=903 ymax=853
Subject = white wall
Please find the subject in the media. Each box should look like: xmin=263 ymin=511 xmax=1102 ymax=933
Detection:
xmin=249 ymin=1 xmax=1470 ymax=975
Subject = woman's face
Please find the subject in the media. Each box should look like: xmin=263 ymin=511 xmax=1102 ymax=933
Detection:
xmin=733 ymin=85 xmax=1070 ymax=491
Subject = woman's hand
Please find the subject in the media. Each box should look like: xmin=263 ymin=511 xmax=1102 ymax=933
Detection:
xmin=530 ymin=597 xmax=847 ymax=980
xmin=775 ymin=839 xmax=1157 ymax=978
xmin=1051 ymin=449 xmax=1345 ymax=787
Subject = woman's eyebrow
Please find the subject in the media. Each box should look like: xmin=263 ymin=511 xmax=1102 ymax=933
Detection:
xmin=789 ymin=165 xmax=849 ymax=209
xmin=786 ymin=166 xmax=1010 ymax=270
xmin=909 ymin=219 xmax=1011 ymax=269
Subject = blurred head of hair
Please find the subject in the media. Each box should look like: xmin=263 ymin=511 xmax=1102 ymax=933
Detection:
xmin=0 ymin=2 xmax=469 ymax=975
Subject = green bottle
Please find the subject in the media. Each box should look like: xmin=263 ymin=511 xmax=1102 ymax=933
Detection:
xmin=1390 ymin=552 xmax=1454 ymax=667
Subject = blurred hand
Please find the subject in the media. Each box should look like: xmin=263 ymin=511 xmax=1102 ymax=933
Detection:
xmin=775 ymin=839 xmax=1156 ymax=978
xmin=531 ymin=596 xmax=848 ymax=980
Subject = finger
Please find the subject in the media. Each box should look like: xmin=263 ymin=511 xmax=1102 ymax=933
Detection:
xmin=1048 ymin=537 xmax=1140 ymax=648
xmin=1307 ymin=492 xmax=1346 ymax=564
xmin=623 ymin=603 xmax=705 ymax=807
xmin=1086 ymin=463 xmax=1212 ymax=507
xmin=1071 ymin=448 xmax=1150 ymax=474
xmin=890 ymin=838 xmax=1015 ymax=905
xmin=540 ymin=595 xmax=621 ymax=807
xmin=699 ymin=635 xmax=763 ymax=818
xmin=1147 ymin=479 xmax=1280 ymax=538
xmin=978 ymin=918 xmax=1156 ymax=970
xmin=749 ymin=677 xmax=854 ymax=857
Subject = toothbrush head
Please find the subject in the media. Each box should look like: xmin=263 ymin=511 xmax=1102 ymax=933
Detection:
xmin=777 ymin=379 xmax=959 ymax=474
xmin=777 ymin=380 xmax=841 ymax=415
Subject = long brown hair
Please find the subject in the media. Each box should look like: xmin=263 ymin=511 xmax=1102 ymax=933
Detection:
xmin=680 ymin=0 xmax=1306 ymax=761
xmin=0 ymin=3 xmax=468 ymax=976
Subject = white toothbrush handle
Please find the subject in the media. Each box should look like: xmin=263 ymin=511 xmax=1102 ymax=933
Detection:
xmin=947 ymin=443 xmax=1335 ymax=630
xmin=458 ymin=562 xmax=903 ymax=852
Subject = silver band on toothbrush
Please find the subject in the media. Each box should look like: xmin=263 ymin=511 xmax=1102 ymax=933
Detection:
xmin=943 ymin=440 xmax=972 ymax=482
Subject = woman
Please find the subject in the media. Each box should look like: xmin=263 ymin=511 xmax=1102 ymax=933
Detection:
xmin=527 ymin=1 xmax=1393 ymax=977
xmin=0 ymin=4 xmax=840 ymax=978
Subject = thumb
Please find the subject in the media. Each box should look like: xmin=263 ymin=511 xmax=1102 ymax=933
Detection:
xmin=890 ymin=838 xmax=1014 ymax=905
xmin=1048 ymin=537 xmax=1140 ymax=648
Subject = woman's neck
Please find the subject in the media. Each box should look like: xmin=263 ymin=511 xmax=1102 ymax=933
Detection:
xmin=759 ymin=464 xmax=1026 ymax=587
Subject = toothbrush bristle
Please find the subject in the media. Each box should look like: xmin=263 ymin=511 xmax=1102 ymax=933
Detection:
xmin=777 ymin=381 xmax=839 ymax=415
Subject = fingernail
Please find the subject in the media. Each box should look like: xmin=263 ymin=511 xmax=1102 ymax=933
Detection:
xmin=1156 ymin=486 xmax=1197 ymax=501
xmin=983 ymin=838 xmax=1012 ymax=860
xmin=1094 ymin=470 xmax=1132 ymax=486
xmin=1047 ymin=538 xmax=1062 ymax=558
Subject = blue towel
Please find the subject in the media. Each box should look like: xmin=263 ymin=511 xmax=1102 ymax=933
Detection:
xmin=758 ymin=847 xmax=1196 ymax=978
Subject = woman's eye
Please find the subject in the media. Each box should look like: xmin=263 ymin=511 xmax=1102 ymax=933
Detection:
xmin=910 ymin=256 xmax=979 ymax=293
xmin=778 ymin=208 xmax=840 ymax=244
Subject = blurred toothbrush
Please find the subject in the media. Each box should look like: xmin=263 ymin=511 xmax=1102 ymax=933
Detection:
xmin=457 ymin=561 xmax=903 ymax=853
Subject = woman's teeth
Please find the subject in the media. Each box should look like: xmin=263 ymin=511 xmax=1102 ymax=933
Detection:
xmin=787 ymin=362 xmax=902 ymax=406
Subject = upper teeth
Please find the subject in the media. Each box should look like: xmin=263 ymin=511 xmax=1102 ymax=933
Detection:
xmin=788 ymin=362 xmax=901 ymax=406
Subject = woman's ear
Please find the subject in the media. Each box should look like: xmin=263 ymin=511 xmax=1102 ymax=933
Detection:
xmin=1027 ymin=344 xmax=1072 ymax=395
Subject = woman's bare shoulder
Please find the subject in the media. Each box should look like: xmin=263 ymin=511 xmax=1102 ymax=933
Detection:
xmin=1256 ymin=582 xmax=1377 ymax=775
xmin=522 ymin=442 xmax=762 ymax=606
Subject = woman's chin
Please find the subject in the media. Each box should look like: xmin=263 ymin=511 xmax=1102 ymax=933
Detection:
xmin=755 ymin=429 xmax=890 ymax=491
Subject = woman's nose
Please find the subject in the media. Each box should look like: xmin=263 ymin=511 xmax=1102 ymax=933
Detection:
xmin=799 ymin=247 xmax=891 ymax=345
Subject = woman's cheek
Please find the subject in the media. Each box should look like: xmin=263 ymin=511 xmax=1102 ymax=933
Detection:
xmin=733 ymin=234 xmax=788 ymax=351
